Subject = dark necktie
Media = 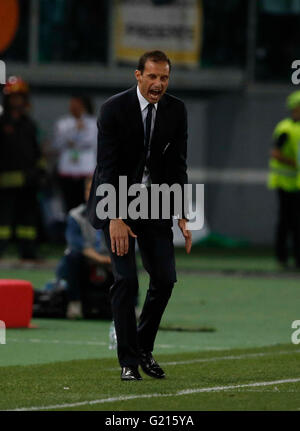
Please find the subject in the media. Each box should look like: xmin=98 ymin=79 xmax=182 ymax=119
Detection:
xmin=145 ymin=103 xmax=154 ymax=152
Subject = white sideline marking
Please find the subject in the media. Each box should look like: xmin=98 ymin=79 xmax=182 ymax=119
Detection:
xmin=159 ymin=348 xmax=300 ymax=366
xmin=8 ymin=338 xmax=192 ymax=350
xmin=8 ymin=338 xmax=299 ymax=367
xmin=7 ymin=377 xmax=300 ymax=411
xmin=9 ymin=338 xmax=107 ymax=346
xmin=106 ymin=348 xmax=300 ymax=370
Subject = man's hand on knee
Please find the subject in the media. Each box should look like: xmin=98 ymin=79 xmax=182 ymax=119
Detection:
xmin=109 ymin=219 xmax=137 ymax=256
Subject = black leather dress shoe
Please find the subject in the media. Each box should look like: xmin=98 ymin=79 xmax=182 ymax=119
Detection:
xmin=140 ymin=351 xmax=165 ymax=378
xmin=121 ymin=366 xmax=142 ymax=381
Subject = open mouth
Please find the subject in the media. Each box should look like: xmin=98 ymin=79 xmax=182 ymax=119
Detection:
xmin=149 ymin=89 xmax=162 ymax=99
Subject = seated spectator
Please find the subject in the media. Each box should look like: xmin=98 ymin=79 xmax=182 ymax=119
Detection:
xmin=56 ymin=176 xmax=111 ymax=319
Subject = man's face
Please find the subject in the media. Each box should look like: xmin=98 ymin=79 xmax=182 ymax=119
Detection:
xmin=135 ymin=60 xmax=170 ymax=104
xmin=8 ymin=94 xmax=27 ymax=118
xmin=69 ymin=98 xmax=84 ymax=118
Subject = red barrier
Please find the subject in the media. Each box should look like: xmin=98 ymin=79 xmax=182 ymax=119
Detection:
xmin=0 ymin=279 xmax=33 ymax=328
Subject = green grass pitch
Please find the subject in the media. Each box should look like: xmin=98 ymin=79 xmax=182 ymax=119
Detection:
xmin=0 ymin=249 xmax=300 ymax=411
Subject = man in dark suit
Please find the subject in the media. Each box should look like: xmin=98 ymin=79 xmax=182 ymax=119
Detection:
xmin=87 ymin=50 xmax=192 ymax=381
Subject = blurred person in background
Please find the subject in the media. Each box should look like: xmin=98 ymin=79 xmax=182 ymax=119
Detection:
xmin=268 ymin=90 xmax=300 ymax=269
xmin=52 ymin=95 xmax=97 ymax=214
xmin=0 ymin=77 xmax=46 ymax=261
xmin=56 ymin=176 xmax=111 ymax=319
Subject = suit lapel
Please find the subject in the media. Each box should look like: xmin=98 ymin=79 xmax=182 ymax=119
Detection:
xmin=127 ymin=86 xmax=145 ymax=150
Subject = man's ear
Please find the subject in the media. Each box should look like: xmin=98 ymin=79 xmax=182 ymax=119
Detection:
xmin=134 ymin=69 xmax=141 ymax=82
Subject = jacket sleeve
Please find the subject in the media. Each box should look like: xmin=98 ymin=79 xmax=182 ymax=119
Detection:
xmin=93 ymin=102 xmax=121 ymax=220
xmin=97 ymin=103 xmax=119 ymax=184
xmin=173 ymin=102 xmax=189 ymax=220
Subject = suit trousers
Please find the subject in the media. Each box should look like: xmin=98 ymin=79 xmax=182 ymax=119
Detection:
xmin=103 ymin=219 xmax=177 ymax=367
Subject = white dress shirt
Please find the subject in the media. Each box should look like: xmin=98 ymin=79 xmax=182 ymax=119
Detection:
xmin=136 ymin=86 xmax=158 ymax=186
xmin=53 ymin=114 xmax=97 ymax=177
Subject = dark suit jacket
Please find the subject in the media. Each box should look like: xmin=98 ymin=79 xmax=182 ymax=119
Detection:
xmin=87 ymin=85 xmax=188 ymax=230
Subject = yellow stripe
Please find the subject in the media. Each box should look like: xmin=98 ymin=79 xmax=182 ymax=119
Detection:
xmin=0 ymin=226 xmax=12 ymax=239
xmin=269 ymin=167 xmax=297 ymax=177
xmin=0 ymin=171 xmax=25 ymax=187
xmin=15 ymin=226 xmax=37 ymax=240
